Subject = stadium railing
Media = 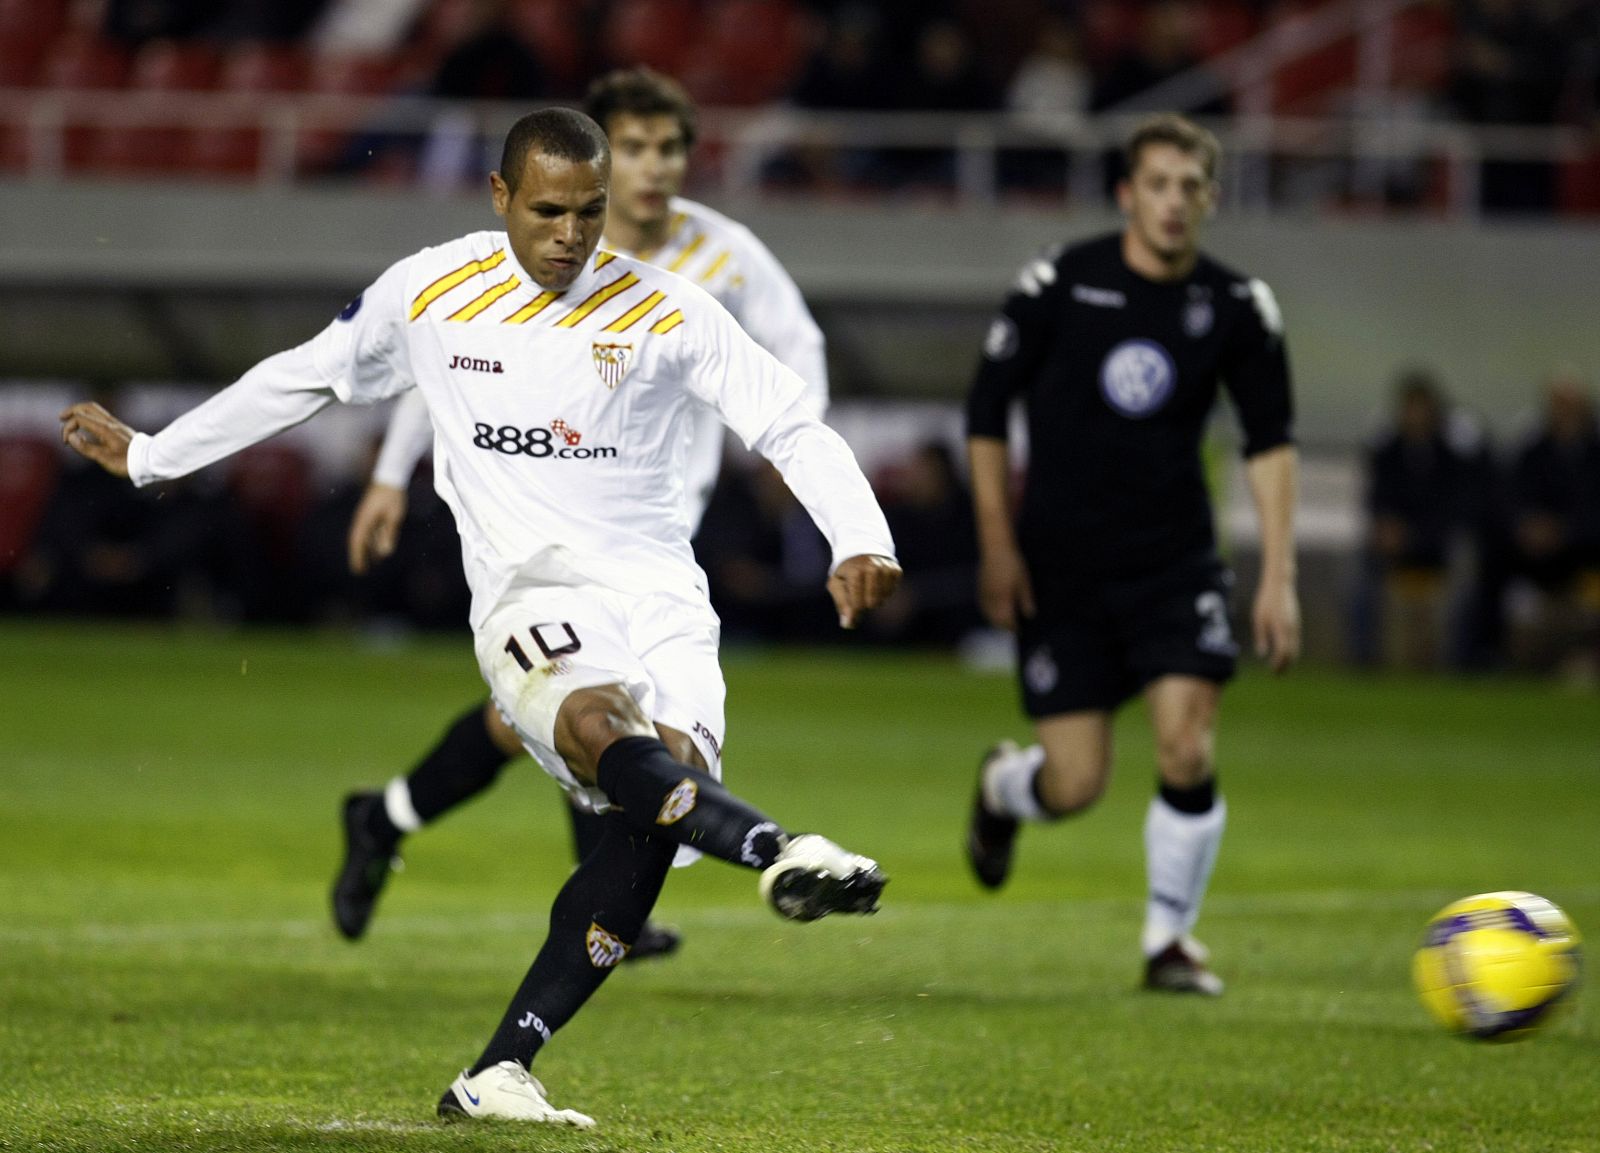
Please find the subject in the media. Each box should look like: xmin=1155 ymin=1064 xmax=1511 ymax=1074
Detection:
xmin=0 ymin=89 xmax=1591 ymax=219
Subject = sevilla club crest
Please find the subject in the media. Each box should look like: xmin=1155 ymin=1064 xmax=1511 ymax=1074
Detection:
xmin=591 ymin=342 xmax=633 ymax=389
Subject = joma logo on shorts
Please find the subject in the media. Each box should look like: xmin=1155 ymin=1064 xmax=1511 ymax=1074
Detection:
xmin=449 ymin=354 xmax=504 ymax=373
xmin=693 ymin=721 xmax=721 ymax=761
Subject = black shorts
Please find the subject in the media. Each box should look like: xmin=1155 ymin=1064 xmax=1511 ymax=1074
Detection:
xmin=1015 ymin=553 xmax=1239 ymax=717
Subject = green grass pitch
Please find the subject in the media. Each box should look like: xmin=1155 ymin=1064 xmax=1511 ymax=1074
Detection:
xmin=2 ymin=621 xmax=1595 ymax=1152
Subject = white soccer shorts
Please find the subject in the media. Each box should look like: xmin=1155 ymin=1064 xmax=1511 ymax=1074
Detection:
xmin=473 ymin=581 xmax=727 ymax=811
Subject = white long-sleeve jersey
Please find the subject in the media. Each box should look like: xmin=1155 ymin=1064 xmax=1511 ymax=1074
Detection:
xmin=127 ymin=233 xmax=891 ymax=629
xmin=372 ymin=197 xmax=828 ymax=529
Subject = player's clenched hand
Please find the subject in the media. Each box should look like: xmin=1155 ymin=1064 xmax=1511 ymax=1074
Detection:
xmin=59 ymin=403 xmax=135 ymax=478
xmin=347 ymin=482 xmax=408 ymax=575
xmin=977 ymin=545 xmax=1035 ymax=632
xmin=1252 ymin=577 xmax=1300 ymax=674
xmin=828 ymin=554 xmax=902 ymax=629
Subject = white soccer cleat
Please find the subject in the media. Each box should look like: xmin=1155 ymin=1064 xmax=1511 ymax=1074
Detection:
xmin=436 ymin=1060 xmax=595 ymax=1127
xmin=759 ymin=833 xmax=886 ymax=922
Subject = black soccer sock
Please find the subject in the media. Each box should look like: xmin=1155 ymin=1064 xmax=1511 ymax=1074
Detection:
xmin=567 ymin=796 xmax=607 ymax=864
xmin=404 ymin=701 xmax=514 ymax=822
xmin=470 ymin=814 xmax=676 ymax=1073
xmin=1159 ymin=776 xmax=1217 ymax=815
xmin=595 ymin=736 xmax=787 ymax=870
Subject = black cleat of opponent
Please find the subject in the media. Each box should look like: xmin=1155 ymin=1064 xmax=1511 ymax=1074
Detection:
xmin=1142 ymin=938 xmax=1225 ymax=996
xmin=624 ymin=921 xmax=682 ymax=961
xmin=966 ymin=742 xmax=1020 ymax=890
xmin=332 ymin=791 xmax=401 ymax=940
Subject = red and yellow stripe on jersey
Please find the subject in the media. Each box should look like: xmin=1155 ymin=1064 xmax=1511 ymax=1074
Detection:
xmin=409 ymin=246 xmax=680 ymax=335
xmin=410 ymin=249 xmax=508 ymax=320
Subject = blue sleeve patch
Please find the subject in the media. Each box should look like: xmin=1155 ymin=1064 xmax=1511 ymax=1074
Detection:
xmin=337 ymin=293 xmax=364 ymax=322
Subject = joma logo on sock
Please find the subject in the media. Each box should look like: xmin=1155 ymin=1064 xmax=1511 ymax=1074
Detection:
xmin=449 ymin=354 xmax=504 ymax=373
xmin=516 ymin=1010 xmax=552 ymax=1042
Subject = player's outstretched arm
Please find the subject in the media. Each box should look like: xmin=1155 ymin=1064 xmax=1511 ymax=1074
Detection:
xmin=60 ymin=403 xmax=135 ymax=478
xmin=348 ymin=482 xmax=408 ymax=575
xmin=828 ymin=554 xmax=903 ymax=629
xmin=1246 ymin=443 xmax=1301 ymax=673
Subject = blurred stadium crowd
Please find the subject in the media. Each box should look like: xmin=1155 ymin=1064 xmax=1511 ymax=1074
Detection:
xmin=1350 ymin=366 xmax=1599 ymax=677
xmin=3 ymin=0 xmax=1600 ymax=212
xmin=0 ymin=397 xmax=985 ymax=648
xmin=1 ymin=0 xmax=1597 ymax=677
xmin=2 ymin=371 xmax=1596 ymax=677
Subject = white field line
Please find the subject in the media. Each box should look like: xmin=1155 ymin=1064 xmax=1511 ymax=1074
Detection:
xmin=4 ymin=886 xmax=1596 ymax=947
xmin=303 ymin=1119 xmax=444 ymax=1133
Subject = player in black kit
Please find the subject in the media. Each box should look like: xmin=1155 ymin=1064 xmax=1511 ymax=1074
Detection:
xmin=964 ymin=114 xmax=1300 ymax=995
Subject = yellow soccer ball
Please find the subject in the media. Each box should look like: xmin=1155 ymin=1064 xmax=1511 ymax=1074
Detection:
xmin=1413 ymin=891 xmax=1582 ymax=1041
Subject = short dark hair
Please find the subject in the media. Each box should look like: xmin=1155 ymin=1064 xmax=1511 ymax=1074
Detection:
xmin=499 ymin=107 xmax=610 ymax=192
xmin=583 ymin=67 xmax=697 ymax=149
xmin=1124 ymin=113 xmax=1220 ymax=181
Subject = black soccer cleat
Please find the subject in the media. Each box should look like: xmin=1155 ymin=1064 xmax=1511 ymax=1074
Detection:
xmin=624 ymin=921 xmax=682 ymax=962
xmin=1142 ymin=938 xmax=1225 ymax=996
xmin=966 ymin=742 xmax=1020 ymax=890
xmin=759 ymin=834 xmax=887 ymax=922
xmin=332 ymin=791 xmax=401 ymax=941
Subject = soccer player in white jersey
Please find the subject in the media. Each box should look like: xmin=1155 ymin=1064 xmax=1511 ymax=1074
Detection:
xmin=330 ymin=69 xmax=831 ymax=957
xmin=62 ymin=108 xmax=901 ymax=1126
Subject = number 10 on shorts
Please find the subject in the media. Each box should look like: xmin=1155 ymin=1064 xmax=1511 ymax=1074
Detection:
xmin=505 ymin=622 xmax=583 ymax=672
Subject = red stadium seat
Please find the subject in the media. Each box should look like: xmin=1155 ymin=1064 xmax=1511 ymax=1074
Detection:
xmin=40 ymin=31 xmax=129 ymax=89
xmin=0 ymin=36 xmax=44 ymax=85
xmin=93 ymin=39 xmax=223 ymax=176
xmin=37 ymin=32 xmax=129 ymax=171
xmin=1194 ymin=0 xmax=1257 ymax=58
xmin=681 ymin=0 xmax=811 ymax=106
xmin=0 ymin=436 xmax=61 ymax=576
xmin=510 ymin=0 xmax=585 ymax=94
xmin=0 ymin=122 xmax=24 ymax=172
xmin=1558 ymin=150 xmax=1600 ymax=217
xmin=130 ymin=38 xmax=222 ymax=90
xmin=0 ymin=0 xmax=68 ymax=73
xmin=295 ymin=52 xmax=400 ymax=176
xmin=1264 ymin=0 xmax=1355 ymax=116
xmin=220 ymin=41 xmax=309 ymax=93
xmin=183 ymin=43 xmax=309 ymax=179
xmin=1078 ymin=0 xmax=1140 ymax=69
xmin=1390 ymin=2 xmax=1452 ymax=94
xmin=602 ymin=0 xmax=702 ymax=74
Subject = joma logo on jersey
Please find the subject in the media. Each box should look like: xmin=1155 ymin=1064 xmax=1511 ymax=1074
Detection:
xmin=449 ymin=354 xmax=505 ymax=374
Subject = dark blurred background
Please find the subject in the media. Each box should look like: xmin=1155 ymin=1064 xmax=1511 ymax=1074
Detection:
xmin=1 ymin=0 xmax=1597 ymax=679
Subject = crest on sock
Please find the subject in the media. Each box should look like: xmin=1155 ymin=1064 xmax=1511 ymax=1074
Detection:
xmin=656 ymin=778 xmax=698 ymax=825
xmin=586 ymin=921 xmax=629 ymax=968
